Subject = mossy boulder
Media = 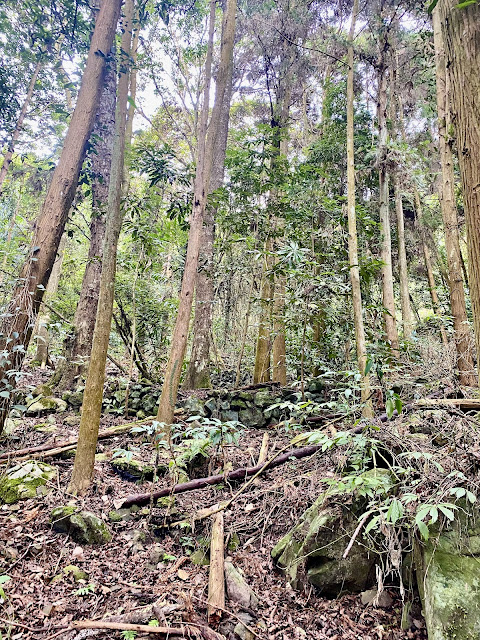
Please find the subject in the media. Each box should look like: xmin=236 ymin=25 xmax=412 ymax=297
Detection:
xmin=238 ymin=405 xmax=265 ymax=428
xmin=254 ymin=389 xmax=275 ymax=408
xmin=51 ymin=506 xmax=112 ymax=544
xmin=0 ymin=461 xmax=57 ymax=504
xmin=110 ymin=456 xmax=157 ymax=481
xmin=272 ymin=469 xmax=392 ymax=596
xmin=416 ymin=515 xmax=480 ymax=640
xmin=26 ymin=397 xmax=67 ymax=415
xmin=183 ymin=396 xmax=206 ymax=417
xmin=61 ymin=391 xmax=84 ymax=407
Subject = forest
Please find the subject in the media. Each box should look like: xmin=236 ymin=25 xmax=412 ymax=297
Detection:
xmin=1 ymin=0 xmax=480 ymax=638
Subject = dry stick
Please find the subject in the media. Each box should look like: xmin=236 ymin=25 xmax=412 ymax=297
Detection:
xmin=0 ymin=617 xmax=47 ymax=632
xmin=207 ymin=511 xmax=225 ymax=622
xmin=0 ymin=416 xmax=155 ymax=461
xmin=342 ymin=511 xmax=370 ymax=559
xmin=71 ymin=621 xmax=188 ymax=636
xmin=257 ymin=433 xmax=269 ymax=465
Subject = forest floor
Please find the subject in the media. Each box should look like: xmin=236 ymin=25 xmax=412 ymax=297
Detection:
xmin=1 ymin=364 xmax=472 ymax=639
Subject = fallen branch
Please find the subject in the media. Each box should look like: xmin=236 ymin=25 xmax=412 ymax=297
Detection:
xmin=71 ymin=620 xmax=224 ymax=639
xmin=207 ymin=511 xmax=225 ymax=622
xmin=0 ymin=416 xmax=155 ymax=462
xmin=416 ymin=397 xmax=480 ymax=410
xmin=119 ymin=443 xmax=326 ymax=509
xmin=71 ymin=621 xmax=188 ymax=636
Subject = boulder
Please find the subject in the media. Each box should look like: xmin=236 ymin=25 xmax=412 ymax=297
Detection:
xmin=0 ymin=461 xmax=57 ymax=504
xmin=254 ymin=389 xmax=275 ymax=408
xmin=61 ymin=391 xmax=84 ymax=408
xmin=183 ymin=396 xmax=206 ymax=417
xmin=238 ymin=405 xmax=265 ymax=428
xmin=204 ymin=398 xmax=217 ymax=415
xmin=416 ymin=514 xmax=480 ymax=640
xmin=51 ymin=506 xmax=111 ymax=544
xmin=26 ymin=397 xmax=67 ymax=415
xmin=272 ymin=469 xmax=392 ymax=596
xmin=110 ymin=457 xmax=157 ymax=481
xmin=225 ymin=560 xmax=259 ymax=609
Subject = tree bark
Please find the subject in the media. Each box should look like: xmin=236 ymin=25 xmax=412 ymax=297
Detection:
xmin=414 ymin=187 xmax=449 ymax=346
xmin=346 ymin=0 xmax=373 ymax=417
xmin=156 ymin=0 xmax=237 ymax=424
xmin=53 ymin=45 xmax=117 ymax=391
xmin=0 ymin=60 xmax=42 ymax=194
xmin=68 ymin=0 xmax=134 ymax=495
xmin=33 ymin=235 xmax=67 ymax=367
xmin=253 ymin=244 xmax=273 ymax=383
xmin=433 ymin=7 xmax=475 ymax=385
xmin=376 ymin=28 xmax=399 ymax=358
xmin=0 ymin=0 xmax=122 ymax=435
xmin=183 ymin=51 xmax=234 ymax=390
xmin=393 ymin=172 xmax=413 ymax=340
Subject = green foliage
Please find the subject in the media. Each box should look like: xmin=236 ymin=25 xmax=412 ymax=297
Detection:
xmin=0 ymin=575 xmax=11 ymax=603
xmin=74 ymin=583 xmax=95 ymax=597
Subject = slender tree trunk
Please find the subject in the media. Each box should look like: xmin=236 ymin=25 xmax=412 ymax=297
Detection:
xmin=346 ymin=0 xmax=373 ymax=417
xmin=68 ymin=0 xmax=134 ymax=495
xmin=414 ymin=188 xmax=449 ymax=346
xmin=183 ymin=57 xmax=234 ymax=390
xmin=33 ymin=235 xmax=67 ymax=367
xmin=0 ymin=60 xmax=42 ymax=194
xmin=432 ymin=7 xmax=475 ymax=385
xmin=253 ymin=244 xmax=273 ymax=383
xmin=156 ymin=0 xmax=237 ymax=425
xmin=53 ymin=45 xmax=117 ymax=391
xmin=394 ymin=173 xmax=413 ymax=340
xmin=0 ymin=0 xmax=122 ymax=435
xmin=376 ymin=33 xmax=400 ymax=358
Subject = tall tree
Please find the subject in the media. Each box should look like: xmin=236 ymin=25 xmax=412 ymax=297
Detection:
xmin=68 ymin=0 xmax=134 ymax=495
xmin=376 ymin=6 xmax=399 ymax=358
xmin=0 ymin=60 xmax=42 ymax=194
xmin=346 ymin=0 xmax=373 ymax=416
xmin=156 ymin=0 xmax=237 ymax=425
xmin=432 ymin=6 xmax=475 ymax=385
xmin=0 ymin=0 xmax=122 ymax=434
xmin=183 ymin=36 xmax=235 ymax=390
xmin=52 ymin=43 xmax=117 ymax=391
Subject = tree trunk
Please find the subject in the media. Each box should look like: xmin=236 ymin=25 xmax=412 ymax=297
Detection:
xmin=53 ymin=44 xmax=117 ymax=391
xmin=376 ymin=33 xmax=400 ymax=358
xmin=346 ymin=0 xmax=373 ymax=416
xmin=183 ymin=51 xmax=234 ymax=390
xmin=33 ymin=235 xmax=67 ymax=367
xmin=156 ymin=0 xmax=237 ymax=424
xmin=253 ymin=245 xmax=273 ymax=384
xmin=68 ymin=0 xmax=134 ymax=495
xmin=0 ymin=0 xmax=122 ymax=435
xmin=414 ymin=187 xmax=449 ymax=346
xmin=0 ymin=60 xmax=42 ymax=194
xmin=433 ymin=7 xmax=475 ymax=385
xmin=394 ymin=173 xmax=413 ymax=340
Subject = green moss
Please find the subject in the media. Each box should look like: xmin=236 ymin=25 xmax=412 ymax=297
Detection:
xmin=51 ymin=506 xmax=111 ymax=544
xmin=0 ymin=461 xmax=57 ymax=504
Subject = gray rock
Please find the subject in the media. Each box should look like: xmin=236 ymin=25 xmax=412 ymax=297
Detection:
xmin=361 ymin=588 xmax=393 ymax=608
xmin=239 ymin=405 xmax=265 ymax=428
xmin=61 ymin=391 xmax=84 ymax=407
xmin=272 ymin=469 xmax=392 ymax=595
xmin=225 ymin=560 xmax=259 ymax=609
xmin=184 ymin=396 xmax=206 ymax=417
xmin=204 ymin=398 xmax=217 ymax=414
xmin=416 ymin=514 xmax=480 ymax=640
xmin=0 ymin=461 xmax=57 ymax=504
xmin=26 ymin=397 xmax=67 ymax=415
xmin=221 ymin=410 xmax=239 ymax=423
xmin=51 ymin=506 xmax=111 ymax=544
xmin=254 ymin=389 xmax=274 ymax=408
xmin=233 ymin=613 xmax=255 ymax=640
xmin=108 ymin=508 xmax=132 ymax=523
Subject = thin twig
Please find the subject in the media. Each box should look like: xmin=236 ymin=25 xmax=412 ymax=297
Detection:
xmin=342 ymin=511 xmax=370 ymax=559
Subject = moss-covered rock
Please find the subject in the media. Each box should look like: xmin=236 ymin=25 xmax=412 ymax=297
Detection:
xmin=183 ymin=396 xmax=206 ymax=417
xmin=0 ymin=461 xmax=57 ymax=504
xmin=51 ymin=506 xmax=112 ymax=544
xmin=272 ymin=469 xmax=391 ymax=595
xmin=110 ymin=457 xmax=157 ymax=481
xmin=416 ymin=515 xmax=480 ymax=640
xmin=238 ymin=405 xmax=265 ymax=428
xmin=26 ymin=397 xmax=67 ymax=415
